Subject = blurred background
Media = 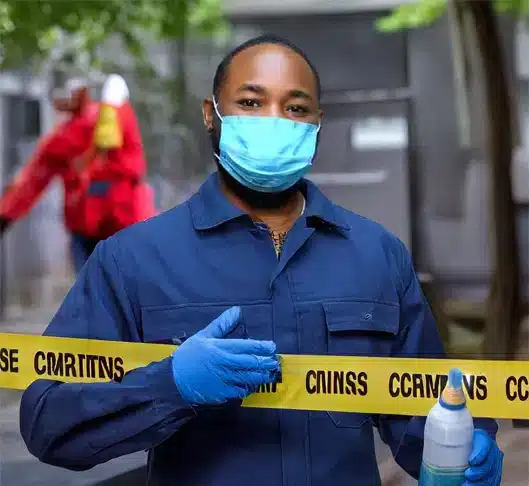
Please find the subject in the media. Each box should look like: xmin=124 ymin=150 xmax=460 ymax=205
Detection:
xmin=0 ymin=0 xmax=527 ymax=484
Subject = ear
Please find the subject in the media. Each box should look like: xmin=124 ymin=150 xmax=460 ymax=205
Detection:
xmin=316 ymin=108 xmax=324 ymax=125
xmin=202 ymin=97 xmax=215 ymax=131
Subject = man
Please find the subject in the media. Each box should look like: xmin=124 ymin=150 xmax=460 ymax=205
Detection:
xmin=0 ymin=74 xmax=156 ymax=274
xmin=19 ymin=36 xmax=503 ymax=485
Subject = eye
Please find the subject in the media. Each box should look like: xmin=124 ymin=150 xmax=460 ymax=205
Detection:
xmin=236 ymin=99 xmax=261 ymax=109
xmin=287 ymin=105 xmax=310 ymax=115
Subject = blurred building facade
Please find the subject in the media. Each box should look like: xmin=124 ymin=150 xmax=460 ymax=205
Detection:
xmin=0 ymin=0 xmax=528 ymax=314
xmin=224 ymin=0 xmax=529 ymax=305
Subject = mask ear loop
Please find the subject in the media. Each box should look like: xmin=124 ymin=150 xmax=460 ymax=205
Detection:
xmin=211 ymin=96 xmax=223 ymax=161
xmin=212 ymin=96 xmax=223 ymax=122
xmin=316 ymin=123 xmax=321 ymax=133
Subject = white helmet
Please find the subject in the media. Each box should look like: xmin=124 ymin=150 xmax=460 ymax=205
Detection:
xmin=101 ymin=74 xmax=130 ymax=106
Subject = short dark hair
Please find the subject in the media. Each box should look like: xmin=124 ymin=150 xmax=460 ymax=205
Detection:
xmin=212 ymin=34 xmax=321 ymax=100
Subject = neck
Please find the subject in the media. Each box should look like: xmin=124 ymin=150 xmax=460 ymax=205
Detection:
xmin=219 ymin=176 xmax=304 ymax=231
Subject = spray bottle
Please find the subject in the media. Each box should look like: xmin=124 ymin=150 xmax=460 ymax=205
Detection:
xmin=419 ymin=368 xmax=474 ymax=485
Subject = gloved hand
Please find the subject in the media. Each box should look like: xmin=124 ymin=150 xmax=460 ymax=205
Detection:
xmin=464 ymin=429 xmax=503 ymax=485
xmin=172 ymin=306 xmax=280 ymax=406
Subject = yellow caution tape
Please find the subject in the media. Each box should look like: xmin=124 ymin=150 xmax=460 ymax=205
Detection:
xmin=94 ymin=104 xmax=122 ymax=150
xmin=1 ymin=332 xmax=528 ymax=419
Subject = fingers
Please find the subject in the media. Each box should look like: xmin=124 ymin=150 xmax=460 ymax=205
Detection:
xmin=225 ymin=385 xmax=252 ymax=400
xmin=197 ymin=307 xmax=241 ymax=339
xmin=213 ymin=338 xmax=276 ymax=356
xmin=468 ymin=429 xmax=493 ymax=466
xmin=223 ymin=371 xmax=278 ymax=399
xmin=217 ymin=349 xmax=280 ymax=371
xmin=464 ymin=432 xmax=503 ymax=484
xmin=464 ymin=457 xmax=494 ymax=482
xmin=229 ymin=370 xmax=278 ymax=388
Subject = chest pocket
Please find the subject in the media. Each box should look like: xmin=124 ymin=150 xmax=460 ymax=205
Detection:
xmin=322 ymin=300 xmax=400 ymax=429
xmin=324 ymin=300 xmax=400 ymax=357
xmin=141 ymin=302 xmax=274 ymax=344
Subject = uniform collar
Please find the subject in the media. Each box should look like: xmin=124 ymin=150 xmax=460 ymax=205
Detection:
xmin=302 ymin=178 xmax=350 ymax=231
xmin=190 ymin=172 xmax=350 ymax=232
xmin=190 ymin=173 xmax=246 ymax=230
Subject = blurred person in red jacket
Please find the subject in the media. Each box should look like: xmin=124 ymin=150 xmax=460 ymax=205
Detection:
xmin=0 ymin=74 xmax=157 ymax=274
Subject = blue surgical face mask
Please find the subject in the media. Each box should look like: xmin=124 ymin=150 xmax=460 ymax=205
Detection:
xmin=213 ymin=97 xmax=320 ymax=193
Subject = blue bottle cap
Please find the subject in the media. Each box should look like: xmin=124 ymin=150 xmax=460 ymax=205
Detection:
xmin=440 ymin=368 xmax=466 ymax=410
xmin=448 ymin=368 xmax=463 ymax=389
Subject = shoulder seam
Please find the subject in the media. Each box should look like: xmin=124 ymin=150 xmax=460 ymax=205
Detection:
xmin=108 ymin=238 xmax=140 ymax=326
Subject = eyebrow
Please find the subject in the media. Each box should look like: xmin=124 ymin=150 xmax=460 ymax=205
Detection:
xmin=236 ymin=83 xmax=314 ymax=101
xmin=236 ymin=83 xmax=266 ymax=95
xmin=288 ymin=89 xmax=313 ymax=101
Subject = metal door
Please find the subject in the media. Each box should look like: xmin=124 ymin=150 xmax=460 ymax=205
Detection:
xmin=309 ymin=91 xmax=412 ymax=249
xmin=230 ymin=13 xmax=413 ymax=249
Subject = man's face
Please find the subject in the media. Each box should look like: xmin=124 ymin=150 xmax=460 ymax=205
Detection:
xmin=51 ymin=97 xmax=72 ymax=112
xmin=203 ymin=43 xmax=321 ymax=126
xmin=51 ymin=87 xmax=86 ymax=113
xmin=202 ymin=42 xmax=322 ymax=208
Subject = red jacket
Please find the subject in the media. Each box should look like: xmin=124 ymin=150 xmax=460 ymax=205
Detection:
xmin=0 ymin=102 xmax=156 ymax=239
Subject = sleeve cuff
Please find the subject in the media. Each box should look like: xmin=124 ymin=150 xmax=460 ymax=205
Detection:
xmin=143 ymin=357 xmax=196 ymax=418
xmin=473 ymin=418 xmax=499 ymax=440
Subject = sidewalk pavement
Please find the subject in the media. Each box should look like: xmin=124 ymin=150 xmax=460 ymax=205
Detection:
xmin=0 ymin=307 xmax=57 ymax=335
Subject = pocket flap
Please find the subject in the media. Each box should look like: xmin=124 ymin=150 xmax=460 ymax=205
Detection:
xmin=323 ymin=300 xmax=399 ymax=335
xmin=327 ymin=411 xmax=370 ymax=429
xmin=141 ymin=302 xmax=272 ymax=343
xmin=141 ymin=304 xmax=236 ymax=343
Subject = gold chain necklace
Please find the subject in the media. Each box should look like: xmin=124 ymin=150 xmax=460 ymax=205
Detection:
xmin=269 ymin=196 xmax=306 ymax=256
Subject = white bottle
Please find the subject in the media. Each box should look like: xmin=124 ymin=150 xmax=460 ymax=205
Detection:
xmin=419 ymin=368 xmax=474 ymax=485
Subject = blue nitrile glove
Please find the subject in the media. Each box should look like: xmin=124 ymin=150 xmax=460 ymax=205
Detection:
xmin=171 ymin=306 xmax=280 ymax=406
xmin=464 ymin=429 xmax=503 ymax=485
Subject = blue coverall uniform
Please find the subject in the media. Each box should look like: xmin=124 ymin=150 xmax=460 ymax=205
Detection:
xmin=20 ymin=173 xmax=497 ymax=485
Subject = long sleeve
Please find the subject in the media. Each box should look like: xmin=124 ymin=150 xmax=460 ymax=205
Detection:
xmin=0 ymin=110 xmax=100 ymax=223
xmin=374 ymin=239 xmax=498 ymax=479
xmin=0 ymin=137 xmax=59 ymax=222
xmin=19 ymin=237 xmax=195 ymax=471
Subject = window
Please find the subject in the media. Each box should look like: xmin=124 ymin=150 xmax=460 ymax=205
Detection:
xmin=2 ymin=95 xmax=41 ymax=175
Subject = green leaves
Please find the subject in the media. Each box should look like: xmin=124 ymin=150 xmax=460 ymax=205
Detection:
xmin=377 ymin=0 xmax=529 ymax=33
xmin=376 ymin=0 xmax=448 ymax=32
xmin=0 ymin=0 xmax=228 ymax=70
